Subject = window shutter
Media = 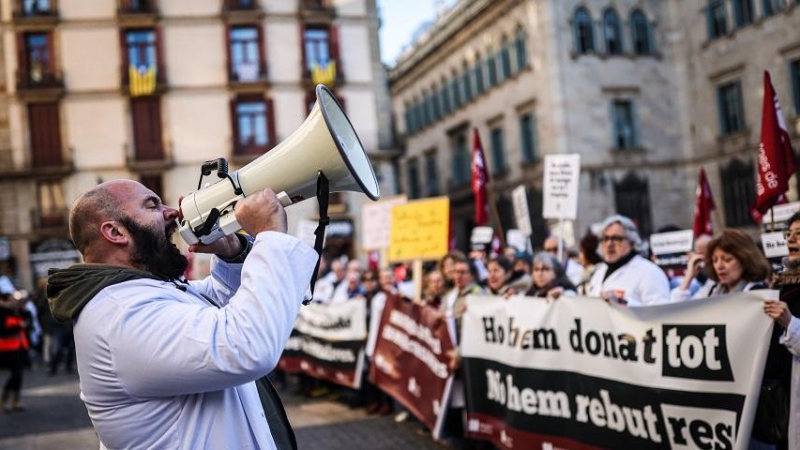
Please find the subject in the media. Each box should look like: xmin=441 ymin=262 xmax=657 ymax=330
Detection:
xmin=266 ymin=98 xmax=276 ymax=149
xmin=155 ymin=26 xmax=166 ymax=84
xmin=224 ymin=24 xmax=232 ymax=76
xmin=230 ymin=97 xmax=239 ymax=154
xmin=331 ymin=24 xmax=341 ymax=79
xmin=16 ymin=33 xmax=27 ymax=79
xmin=299 ymin=24 xmax=308 ymax=77
xmin=257 ymin=24 xmax=267 ymax=76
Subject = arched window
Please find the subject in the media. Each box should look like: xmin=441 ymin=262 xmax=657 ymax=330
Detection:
xmin=602 ymin=9 xmax=623 ymax=55
xmin=473 ymin=53 xmax=485 ymax=95
xmin=630 ymin=9 xmax=653 ymax=55
xmin=440 ymin=76 xmax=451 ymax=114
xmin=500 ymin=36 xmax=512 ymax=79
xmin=514 ymin=27 xmax=528 ymax=70
xmin=614 ymin=173 xmax=653 ymax=236
xmin=573 ymin=7 xmax=595 ymax=54
xmin=462 ymin=61 xmax=473 ymax=102
xmin=720 ymin=159 xmax=755 ymax=226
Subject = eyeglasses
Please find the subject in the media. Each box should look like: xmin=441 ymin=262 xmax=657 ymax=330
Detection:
xmin=544 ymin=247 xmax=558 ymax=253
xmin=532 ymin=266 xmax=553 ymax=272
xmin=601 ymin=235 xmax=627 ymax=244
xmin=784 ymin=229 xmax=800 ymax=240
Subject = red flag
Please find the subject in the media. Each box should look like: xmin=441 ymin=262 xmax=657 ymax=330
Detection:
xmin=692 ymin=168 xmax=716 ymax=238
xmin=471 ymin=128 xmax=490 ymax=226
xmin=752 ymin=71 xmax=796 ymax=219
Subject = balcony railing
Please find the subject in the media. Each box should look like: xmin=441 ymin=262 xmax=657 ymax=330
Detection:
xmin=121 ymin=65 xmax=167 ymax=96
xmin=300 ymin=0 xmax=335 ymax=19
xmin=13 ymin=0 xmax=58 ymax=23
xmin=223 ymin=0 xmax=258 ymax=11
xmin=228 ymin=64 xmax=269 ymax=90
xmin=125 ymin=143 xmax=172 ymax=172
xmin=16 ymin=68 xmax=64 ymax=92
xmin=31 ymin=207 xmax=68 ymax=230
xmin=118 ymin=0 xmax=157 ymax=15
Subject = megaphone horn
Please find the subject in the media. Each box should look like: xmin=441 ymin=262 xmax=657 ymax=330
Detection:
xmin=179 ymin=84 xmax=381 ymax=245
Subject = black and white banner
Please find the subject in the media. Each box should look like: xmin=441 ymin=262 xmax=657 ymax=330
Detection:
xmin=461 ymin=293 xmax=776 ymax=450
xmin=279 ymin=299 xmax=366 ymax=389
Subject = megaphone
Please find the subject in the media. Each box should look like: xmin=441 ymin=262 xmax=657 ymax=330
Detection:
xmin=179 ymin=85 xmax=380 ymax=245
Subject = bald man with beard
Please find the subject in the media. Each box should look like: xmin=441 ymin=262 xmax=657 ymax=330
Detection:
xmin=47 ymin=180 xmax=317 ymax=450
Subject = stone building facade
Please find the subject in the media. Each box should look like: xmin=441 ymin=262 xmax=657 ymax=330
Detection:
xmin=389 ymin=0 xmax=800 ymax=250
xmin=0 ymin=0 xmax=396 ymax=289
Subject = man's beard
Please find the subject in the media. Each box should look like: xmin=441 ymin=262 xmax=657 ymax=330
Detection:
xmin=119 ymin=217 xmax=188 ymax=280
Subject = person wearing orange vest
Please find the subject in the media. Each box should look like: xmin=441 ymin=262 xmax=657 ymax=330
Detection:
xmin=0 ymin=275 xmax=28 ymax=412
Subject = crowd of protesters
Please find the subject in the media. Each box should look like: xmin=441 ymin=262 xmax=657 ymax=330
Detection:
xmin=273 ymin=211 xmax=800 ymax=449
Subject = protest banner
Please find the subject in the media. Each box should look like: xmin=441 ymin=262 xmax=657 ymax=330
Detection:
xmin=361 ymin=195 xmax=408 ymax=251
xmin=279 ymin=299 xmax=367 ymax=389
xmin=370 ymin=295 xmax=455 ymax=440
xmin=461 ymin=293 xmax=775 ymax=450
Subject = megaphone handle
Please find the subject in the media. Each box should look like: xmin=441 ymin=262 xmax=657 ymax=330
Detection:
xmin=304 ymin=171 xmax=330 ymax=306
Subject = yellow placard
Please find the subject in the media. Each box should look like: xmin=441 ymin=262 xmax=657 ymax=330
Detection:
xmin=388 ymin=196 xmax=450 ymax=262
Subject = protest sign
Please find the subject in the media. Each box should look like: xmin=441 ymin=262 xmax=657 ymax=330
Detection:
xmin=370 ymin=295 xmax=455 ymax=440
xmin=361 ymin=195 xmax=408 ymax=250
xmin=511 ymin=185 xmax=532 ymax=236
xmin=543 ymin=154 xmax=580 ymax=220
xmin=388 ymin=196 xmax=450 ymax=262
xmin=461 ymin=293 xmax=774 ymax=450
xmin=279 ymin=300 xmax=367 ymax=389
xmin=649 ymin=229 xmax=693 ymax=277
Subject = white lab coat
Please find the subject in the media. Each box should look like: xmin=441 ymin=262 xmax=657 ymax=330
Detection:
xmin=74 ymin=232 xmax=318 ymax=450
xmin=780 ymin=316 xmax=800 ymax=449
xmin=586 ymin=254 xmax=671 ymax=306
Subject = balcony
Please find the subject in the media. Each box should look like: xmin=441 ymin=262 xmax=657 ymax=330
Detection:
xmin=222 ymin=0 xmax=262 ymax=23
xmin=124 ymin=143 xmax=172 ymax=172
xmin=15 ymin=68 xmax=64 ymax=99
xmin=30 ymin=207 xmax=68 ymax=232
xmin=118 ymin=0 xmax=158 ymax=26
xmin=228 ymin=64 xmax=269 ymax=92
xmin=302 ymin=61 xmax=343 ymax=90
xmin=121 ymin=65 xmax=167 ymax=96
xmin=12 ymin=0 xmax=59 ymax=28
xmin=300 ymin=0 xmax=335 ymax=21
xmin=0 ymin=157 xmax=74 ymax=180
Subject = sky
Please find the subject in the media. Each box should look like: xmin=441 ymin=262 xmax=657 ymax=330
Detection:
xmin=377 ymin=0 xmax=456 ymax=66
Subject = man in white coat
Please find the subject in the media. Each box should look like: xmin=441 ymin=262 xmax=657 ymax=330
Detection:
xmin=586 ymin=214 xmax=670 ymax=306
xmin=47 ymin=180 xmax=317 ymax=450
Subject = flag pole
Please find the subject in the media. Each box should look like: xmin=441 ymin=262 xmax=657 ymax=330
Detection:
xmin=485 ymin=178 xmax=506 ymax=248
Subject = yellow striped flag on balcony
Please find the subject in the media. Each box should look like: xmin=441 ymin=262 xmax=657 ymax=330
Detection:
xmin=129 ymin=65 xmax=157 ymax=96
xmin=311 ymin=60 xmax=336 ymax=87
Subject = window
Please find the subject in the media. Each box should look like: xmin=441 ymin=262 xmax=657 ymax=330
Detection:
xmin=28 ymin=102 xmax=62 ymax=168
xmin=451 ymin=132 xmax=470 ymax=187
xmin=431 ymin=84 xmax=441 ymax=120
xmin=500 ymin=36 xmax=512 ymax=79
xmin=603 ymin=9 xmax=623 ymax=55
xmin=404 ymin=104 xmax=414 ymax=135
xmin=519 ymin=113 xmax=537 ymax=163
xmin=717 ymin=81 xmax=746 ymax=135
xmin=37 ymin=180 xmax=66 ymax=228
xmin=474 ymin=55 xmax=485 ymax=95
xmin=22 ymin=32 xmax=55 ymax=85
xmin=630 ymin=10 xmax=653 ymax=55
xmin=720 ymin=159 xmax=756 ymax=226
xmin=514 ymin=27 xmax=528 ymax=70
xmin=229 ymin=26 xmax=264 ymax=82
xmin=462 ymin=62 xmax=473 ymax=102
xmin=425 ymin=152 xmax=439 ymax=196
xmin=707 ymin=1 xmax=728 ymax=39
xmin=226 ymin=0 xmax=256 ymax=10
xmin=732 ymin=0 xmax=755 ymax=27
xmin=791 ymin=59 xmax=800 ymax=115
xmin=303 ymin=25 xmax=339 ymax=85
xmin=490 ymin=126 xmax=506 ymax=174
xmin=124 ymin=28 xmax=161 ymax=96
xmin=486 ymin=50 xmax=498 ymax=87
xmin=120 ymin=0 xmax=156 ymax=13
xmin=451 ymin=73 xmax=462 ymax=108
xmin=763 ymin=0 xmax=786 ymax=16
xmin=614 ymin=173 xmax=652 ymax=236
xmin=440 ymin=77 xmax=451 ymax=114
xmin=232 ymin=97 xmax=274 ymax=155
xmin=22 ymin=0 xmax=51 ymax=15
xmin=131 ymin=98 xmax=164 ymax=161
xmin=573 ymin=7 xmax=595 ymax=54
xmin=407 ymin=159 xmax=421 ymax=199
xmin=612 ymin=100 xmax=638 ymax=150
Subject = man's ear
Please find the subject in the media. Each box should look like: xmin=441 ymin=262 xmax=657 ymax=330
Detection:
xmin=99 ymin=221 xmax=129 ymax=245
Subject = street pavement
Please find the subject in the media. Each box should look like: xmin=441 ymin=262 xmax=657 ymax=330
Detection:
xmin=0 ymin=366 xmax=444 ymax=450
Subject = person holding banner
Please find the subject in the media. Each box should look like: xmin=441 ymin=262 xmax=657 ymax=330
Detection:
xmin=689 ymin=229 xmax=770 ymax=298
xmin=524 ymin=252 xmax=577 ymax=299
xmin=586 ymin=215 xmax=671 ymax=306
xmin=485 ymin=256 xmax=514 ymax=295
xmin=762 ymin=212 xmax=800 ymax=449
